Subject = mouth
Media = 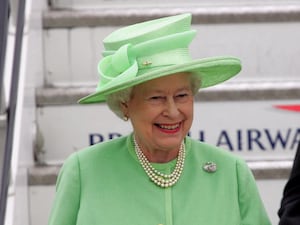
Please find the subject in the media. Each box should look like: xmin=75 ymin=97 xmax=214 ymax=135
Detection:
xmin=155 ymin=123 xmax=181 ymax=133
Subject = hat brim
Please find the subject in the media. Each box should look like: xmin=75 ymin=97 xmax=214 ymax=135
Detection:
xmin=78 ymin=56 xmax=241 ymax=104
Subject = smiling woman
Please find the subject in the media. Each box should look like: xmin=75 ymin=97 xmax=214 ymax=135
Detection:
xmin=122 ymin=73 xmax=194 ymax=163
xmin=48 ymin=13 xmax=271 ymax=225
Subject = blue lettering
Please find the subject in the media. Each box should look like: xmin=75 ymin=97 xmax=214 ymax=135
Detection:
xmin=88 ymin=128 xmax=300 ymax=152
xmin=237 ymin=129 xmax=242 ymax=151
xmin=89 ymin=133 xmax=104 ymax=145
xmin=247 ymin=129 xmax=265 ymax=150
xmin=199 ymin=130 xmax=205 ymax=142
xmin=109 ymin=133 xmax=122 ymax=139
xmin=264 ymin=129 xmax=291 ymax=149
xmin=216 ymin=130 xmax=233 ymax=150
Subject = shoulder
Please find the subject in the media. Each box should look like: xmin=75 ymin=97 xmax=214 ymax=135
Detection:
xmin=63 ymin=135 xmax=129 ymax=168
xmin=187 ymin=137 xmax=244 ymax=162
xmin=79 ymin=135 xmax=128 ymax=156
xmin=186 ymin=137 xmax=250 ymax=175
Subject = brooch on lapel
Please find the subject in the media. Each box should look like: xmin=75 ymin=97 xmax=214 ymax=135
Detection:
xmin=203 ymin=162 xmax=217 ymax=173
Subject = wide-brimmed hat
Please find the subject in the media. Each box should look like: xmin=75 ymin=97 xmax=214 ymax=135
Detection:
xmin=79 ymin=13 xmax=241 ymax=104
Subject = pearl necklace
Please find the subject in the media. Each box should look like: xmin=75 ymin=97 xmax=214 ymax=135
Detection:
xmin=133 ymin=137 xmax=185 ymax=188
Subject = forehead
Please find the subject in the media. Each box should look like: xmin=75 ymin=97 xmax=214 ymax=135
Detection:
xmin=133 ymin=72 xmax=192 ymax=93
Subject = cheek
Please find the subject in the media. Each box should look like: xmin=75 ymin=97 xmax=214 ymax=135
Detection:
xmin=184 ymin=105 xmax=194 ymax=130
xmin=129 ymin=104 xmax=156 ymax=125
xmin=130 ymin=111 xmax=157 ymax=138
xmin=191 ymin=103 xmax=194 ymax=117
xmin=137 ymin=110 xmax=160 ymax=125
xmin=183 ymin=101 xmax=194 ymax=117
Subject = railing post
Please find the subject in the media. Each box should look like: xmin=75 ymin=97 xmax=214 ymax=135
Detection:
xmin=0 ymin=0 xmax=26 ymax=224
xmin=0 ymin=0 xmax=10 ymax=115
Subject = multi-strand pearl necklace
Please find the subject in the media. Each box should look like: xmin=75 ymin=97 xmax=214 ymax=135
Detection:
xmin=133 ymin=137 xmax=186 ymax=188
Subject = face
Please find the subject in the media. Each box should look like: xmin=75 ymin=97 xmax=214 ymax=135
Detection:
xmin=122 ymin=72 xmax=194 ymax=159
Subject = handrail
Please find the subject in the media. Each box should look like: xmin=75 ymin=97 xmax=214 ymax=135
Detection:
xmin=0 ymin=0 xmax=26 ymax=224
xmin=0 ymin=0 xmax=10 ymax=114
xmin=43 ymin=4 xmax=300 ymax=28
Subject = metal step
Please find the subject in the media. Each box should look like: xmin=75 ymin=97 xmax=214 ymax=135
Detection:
xmin=35 ymin=83 xmax=300 ymax=164
xmin=42 ymin=6 xmax=300 ymax=87
xmin=38 ymin=3 xmax=300 ymax=163
xmin=47 ymin=0 xmax=300 ymax=11
xmin=27 ymin=4 xmax=300 ymax=225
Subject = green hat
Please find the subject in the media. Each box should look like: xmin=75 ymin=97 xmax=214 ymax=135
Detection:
xmin=78 ymin=13 xmax=241 ymax=104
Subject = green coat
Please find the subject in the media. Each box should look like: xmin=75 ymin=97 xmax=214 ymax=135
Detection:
xmin=48 ymin=134 xmax=271 ymax=225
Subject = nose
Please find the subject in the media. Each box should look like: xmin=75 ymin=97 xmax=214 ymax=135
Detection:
xmin=163 ymin=97 xmax=180 ymax=118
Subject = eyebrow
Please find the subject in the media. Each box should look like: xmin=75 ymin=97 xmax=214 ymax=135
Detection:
xmin=149 ymin=85 xmax=191 ymax=93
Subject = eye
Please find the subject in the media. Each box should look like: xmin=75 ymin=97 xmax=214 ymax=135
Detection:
xmin=148 ymin=95 xmax=166 ymax=104
xmin=176 ymin=93 xmax=188 ymax=98
xmin=175 ymin=92 xmax=191 ymax=102
xmin=150 ymin=96 xmax=163 ymax=100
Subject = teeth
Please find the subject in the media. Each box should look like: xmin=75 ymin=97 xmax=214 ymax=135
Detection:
xmin=159 ymin=124 xmax=179 ymax=130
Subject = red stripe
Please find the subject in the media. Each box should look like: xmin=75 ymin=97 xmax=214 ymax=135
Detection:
xmin=274 ymin=104 xmax=300 ymax=112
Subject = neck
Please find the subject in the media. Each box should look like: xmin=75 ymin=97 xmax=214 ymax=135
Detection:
xmin=133 ymin=136 xmax=186 ymax=188
xmin=143 ymin=149 xmax=179 ymax=163
xmin=133 ymin=136 xmax=182 ymax=163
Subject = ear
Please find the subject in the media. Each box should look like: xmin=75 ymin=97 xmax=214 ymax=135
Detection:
xmin=120 ymin=101 xmax=129 ymax=115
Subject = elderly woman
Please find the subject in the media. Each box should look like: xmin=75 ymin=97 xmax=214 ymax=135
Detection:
xmin=48 ymin=13 xmax=271 ymax=225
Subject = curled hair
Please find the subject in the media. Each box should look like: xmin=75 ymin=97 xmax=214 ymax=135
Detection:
xmin=106 ymin=87 xmax=133 ymax=119
xmin=190 ymin=73 xmax=202 ymax=95
xmin=106 ymin=73 xmax=201 ymax=119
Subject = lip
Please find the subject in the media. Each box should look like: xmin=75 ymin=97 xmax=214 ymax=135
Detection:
xmin=154 ymin=122 xmax=181 ymax=134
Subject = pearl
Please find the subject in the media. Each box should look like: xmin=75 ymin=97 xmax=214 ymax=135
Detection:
xmin=133 ymin=136 xmax=185 ymax=188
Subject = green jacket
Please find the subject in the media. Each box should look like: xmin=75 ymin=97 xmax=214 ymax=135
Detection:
xmin=49 ymin=134 xmax=271 ymax=225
